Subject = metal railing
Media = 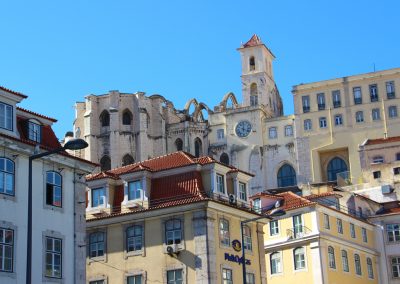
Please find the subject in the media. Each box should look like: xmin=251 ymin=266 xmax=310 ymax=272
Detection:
xmin=286 ymin=226 xmax=312 ymax=239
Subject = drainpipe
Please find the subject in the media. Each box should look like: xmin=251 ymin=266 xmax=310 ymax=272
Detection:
xmin=310 ymin=107 xmax=334 ymax=182
xmin=381 ymin=98 xmax=388 ymax=139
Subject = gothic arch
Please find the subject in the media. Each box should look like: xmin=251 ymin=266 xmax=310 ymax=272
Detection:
xmin=175 ymin=138 xmax=183 ymax=151
xmin=122 ymin=154 xmax=134 ymax=166
xmin=122 ymin=109 xmax=133 ymax=125
xmin=194 ymin=137 xmax=203 ymax=157
xmin=100 ymin=155 xmax=111 ymax=171
xmin=326 ymin=157 xmax=348 ymax=182
xmin=99 ymin=110 xmax=110 ymax=127
xmin=183 ymin=98 xmax=199 ymax=114
xmin=220 ymin=152 xmax=230 ymax=165
xmin=277 ymin=164 xmax=297 ymax=187
xmin=193 ymin=103 xmax=211 ymax=122
xmin=220 ymin=92 xmax=239 ymax=110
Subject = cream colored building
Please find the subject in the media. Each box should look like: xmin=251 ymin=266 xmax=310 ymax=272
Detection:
xmin=85 ymin=151 xmax=268 ymax=284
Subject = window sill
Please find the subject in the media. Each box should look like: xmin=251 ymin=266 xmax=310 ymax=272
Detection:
xmin=0 ymin=193 xmax=16 ymax=202
xmin=43 ymin=275 xmax=63 ymax=283
xmin=43 ymin=204 xmax=64 ymax=213
xmin=126 ymin=249 xmax=145 ymax=258
xmin=0 ymin=271 xmax=16 ymax=279
xmin=87 ymin=256 xmax=106 ymax=264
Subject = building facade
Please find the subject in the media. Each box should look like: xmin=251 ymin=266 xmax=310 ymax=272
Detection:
xmin=85 ymin=151 xmax=267 ymax=284
xmin=0 ymin=86 xmax=96 ymax=283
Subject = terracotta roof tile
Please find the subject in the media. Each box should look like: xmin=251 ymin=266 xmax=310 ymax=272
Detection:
xmin=364 ymin=136 xmax=400 ymax=145
xmin=251 ymin=192 xmax=284 ymax=199
xmin=304 ymin=192 xmax=342 ymax=200
xmin=0 ymin=85 xmax=27 ymax=98
xmin=243 ymin=34 xmax=263 ymax=47
xmin=275 ymin=192 xmax=315 ymax=211
xmin=17 ymin=107 xmax=57 ymax=122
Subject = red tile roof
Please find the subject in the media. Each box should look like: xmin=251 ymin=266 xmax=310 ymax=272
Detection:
xmin=17 ymin=107 xmax=57 ymax=122
xmin=251 ymin=192 xmax=284 ymax=200
xmin=0 ymin=85 xmax=28 ymax=98
xmin=364 ymin=136 xmax=400 ymax=145
xmin=243 ymin=34 xmax=263 ymax=47
xmin=276 ymin=192 xmax=316 ymax=211
xmin=304 ymin=192 xmax=342 ymax=200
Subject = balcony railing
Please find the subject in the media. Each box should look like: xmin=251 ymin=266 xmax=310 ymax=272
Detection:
xmin=318 ymin=103 xmax=325 ymax=110
xmin=370 ymin=95 xmax=379 ymax=102
xmin=303 ymin=106 xmax=310 ymax=113
xmin=333 ymin=101 xmax=341 ymax=108
xmin=287 ymin=226 xmax=312 ymax=240
xmin=354 ymin=97 xmax=362 ymax=105
xmin=387 ymin=92 xmax=396 ymax=99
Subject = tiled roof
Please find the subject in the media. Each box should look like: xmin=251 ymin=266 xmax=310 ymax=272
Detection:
xmin=0 ymin=85 xmax=28 ymax=98
xmin=251 ymin=192 xmax=284 ymax=199
xmin=275 ymin=192 xmax=315 ymax=211
xmin=17 ymin=107 xmax=57 ymax=122
xmin=304 ymin=192 xmax=342 ymax=200
xmin=243 ymin=34 xmax=263 ymax=47
xmin=364 ymin=136 xmax=400 ymax=145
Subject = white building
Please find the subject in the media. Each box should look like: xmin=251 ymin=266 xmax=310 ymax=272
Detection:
xmin=0 ymin=86 xmax=96 ymax=283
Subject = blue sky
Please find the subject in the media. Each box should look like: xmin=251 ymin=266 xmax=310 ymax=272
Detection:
xmin=1 ymin=0 xmax=399 ymax=139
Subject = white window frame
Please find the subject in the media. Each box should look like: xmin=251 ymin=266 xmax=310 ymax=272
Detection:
xmin=389 ymin=105 xmax=398 ymax=118
xmin=216 ymin=174 xmax=225 ymax=194
xmin=91 ymin=187 xmax=106 ymax=208
xmin=354 ymin=253 xmax=362 ymax=276
xmin=270 ymin=220 xmax=279 ymax=236
xmin=350 ymin=223 xmax=356 ymax=238
xmin=217 ymin=129 xmax=225 ymax=140
xmin=319 ymin=117 xmax=327 ymax=128
xmin=270 ymin=251 xmax=282 ymax=274
xmin=0 ymin=157 xmax=15 ymax=196
xmin=44 ymin=236 xmax=62 ymax=279
xmin=128 ymin=180 xmax=142 ymax=201
xmin=334 ymin=114 xmax=343 ymax=126
xmin=323 ymin=214 xmax=330 ymax=229
xmin=293 ymin=247 xmax=306 ymax=270
xmin=46 ymin=171 xmax=62 ymax=208
xmin=243 ymin=225 xmax=252 ymax=251
xmin=355 ymin=111 xmax=364 ymax=123
xmin=341 ymin=250 xmax=349 ymax=272
xmin=328 ymin=246 xmax=336 ymax=269
xmin=269 ymin=127 xmax=277 ymax=139
xmin=362 ymin=228 xmax=368 ymax=243
xmin=0 ymin=227 xmax=13 ymax=273
xmin=304 ymin=119 xmax=312 ymax=131
xmin=238 ymin=182 xmax=247 ymax=201
xmin=89 ymin=231 xmax=105 ymax=259
xmin=387 ymin=224 xmax=400 ymax=243
xmin=219 ymin=218 xmax=230 ymax=247
xmin=28 ymin=120 xmax=41 ymax=143
xmin=166 ymin=268 xmax=184 ymax=284
xmin=392 ymin=256 xmax=400 ymax=278
xmin=372 ymin=108 xmax=380 ymax=121
xmin=222 ymin=267 xmax=233 ymax=284
xmin=337 ymin=218 xmax=343 ymax=234
xmin=0 ymin=102 xmax=13 ymax=131
xmin=284 ymin=125 xmax=293 ymax=137
xmin=367 ymin=257 xmax=374 ymax=279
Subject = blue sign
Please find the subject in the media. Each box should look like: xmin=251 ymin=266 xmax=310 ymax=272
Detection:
xmin=224 ymin=253 xmax=251 ymax=265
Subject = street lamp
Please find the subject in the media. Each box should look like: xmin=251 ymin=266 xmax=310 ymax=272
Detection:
xmin=26 ymin=139 xmax=88 ymax=284
xmin=241 ymin=204 xmax=285 ymax=284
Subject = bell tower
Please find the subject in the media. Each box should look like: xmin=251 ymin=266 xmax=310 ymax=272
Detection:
xmin=238 ymin=34 xmax=283 ymax=117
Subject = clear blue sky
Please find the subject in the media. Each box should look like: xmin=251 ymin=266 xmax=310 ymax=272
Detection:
xmin=1 ymin=0 xmax=399 ymax=139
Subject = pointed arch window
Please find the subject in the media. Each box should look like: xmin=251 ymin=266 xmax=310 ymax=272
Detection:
xmin=194 ymin=138 xmax=202 ymax=157
xmin=175 ymin=138 xmax=183 ymax=151
xmin=122 ymin=110 xmax=132 ymax=125
xmin=99 ymin=110 xmax=110 ymax=127
xmin=327 ymin=157 xmax=347 ymax=181
xmin=122 ymin=154 xmax=134 ymax=166
xmin=250 ymin=83 xmax=258 ymax=106
xmin=100 ymin=156 xmax=111 ymax=171
xmin=220 ymin=153 xmax=229 ymax=165
xmin=249 ymin=56 xmax=255 ymax=71
xmin=277 ymin=164 xmax=297 ymax=187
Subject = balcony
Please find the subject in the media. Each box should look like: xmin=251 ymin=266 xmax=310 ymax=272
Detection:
xmin=286 ymin=226 xmax=312 ymax=240
xmin=387 ymin=92 xmax=396 ymax=99
xmin=370 ymin=95 xmax=379 ymax=102
xmin=354 ymin=97 xmax=362 ymax=105
xmin=303 ymin=106 xmax=310 ymax=113
xmin=318 ymin=103 xmax=325 ymax=110
xmin=333 ymin=101 xmax=341 ymax=108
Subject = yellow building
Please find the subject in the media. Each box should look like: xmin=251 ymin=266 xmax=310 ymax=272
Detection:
xmin=252 ymin=191 xmax=380 ymax=284
xmin=292 ymin=68 xmax=400 ymax=185
xmin=85 ymin=151 xmax=268 ymax=284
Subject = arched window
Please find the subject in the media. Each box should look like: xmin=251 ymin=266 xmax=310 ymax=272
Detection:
xmin=243 ymin=225 xmax=252 ymax=251
xmin=122 ymin=154 xmax=134 ymax=166
xmin=126 ymin=225 xmax=143 ymax=252
xmin=220 ymin=153 xmax=229 ymax=165
xmin=328 ymin=246 xmax=336 ymax=269
xmin=293 ymin=247 xmax=306 ymax=270
xmin=327 ymin=157 xmax=347 ymax=181
xmin=99 ymin=110 xmax=110 ymax=127
xmin=122 ymin=110 xmax=132 ymax=125
xmin=277 ymin=164 xmax=297 ymax=187
xmin=249 ymin=56 xmax=255 ymax=71
xmin=367 ymin=257 xmax=374 ymax=279
xmin=46 ymin=171 xmax=62 ymax=207
xmin=270 ymin=252 xmax=282 ymax=274
xmin=194 ymin=138 xmax=202 ymax=158
xmin=0 ymin=157 xmax=15 ymax=195
xmin=354 ymin=254 xmax=362 ymax=275
xmin=341 ymin=250 xmax=349 ymax=272
xmin=100 ymin=156 xmax=111 ymax=171
xmin=175 ymin=138 xmax=183 ymax=151
xmin=250 ymin=83 xmax=258 ymax=106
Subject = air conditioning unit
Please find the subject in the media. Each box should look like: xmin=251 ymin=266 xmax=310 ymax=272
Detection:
xmin=229 ymin=194 xmax=237 ymax=205
xmin=165 ymin=244 xmax=179 ymax=255
xmin=381 ymin=184 xmax=393 ymax=194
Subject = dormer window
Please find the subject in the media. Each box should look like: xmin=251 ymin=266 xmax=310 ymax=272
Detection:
xmin=216 ymin=174 xmax=225 ymax=194
xmin=28 ymin=120 xmax=41 ymax=142
xmin=128 ymin=180 xmax=142 ymax=200
xmin=92 ymin=187 xmax=106 ymax=208
xmin=239 ymin=182 xmax=247 ymax=201
xmin=0 ymin=102 xmax=13 ymax=131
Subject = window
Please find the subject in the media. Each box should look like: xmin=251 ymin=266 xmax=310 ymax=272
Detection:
xmin=294 ymin=247 xmax=306 ymax=270
xmin=89 ymin=281 xmax=105 ymax=284
xmin=217 ymin=129 xmax=224 ymax=140
xmin=0 ymin=228 xmax=13 ymax=272
xmin=220 ymin=219 xmax=230 ymax=246
xmin=122 ymin=154 xmax=134 ymax=166
xmin=126 ymin=225 xmax=143 ymax=252
xmin=372 ymin=156 xmax=384 ymax=163
xmin=324 ymin=214 xmax=330 ymax=229
xmin=220 ymin=153 xmax=229 ymax=166
xmin=386 ymin=81 xmax=396 ymax=99
xmin=353 ymin=87 xmax=362 ymax=104
xmin=341 ymin=250 xmax=349 ymax=272
xmin=46 ymin=171 xmax=62 ymax=207
xmin=222 ymin=268 xmax=233 ymax=284
xmin=304 ymin=119 xmax=312 ymax=131
xmin=362 ymin=228 xmax=368 ymax=242
xmin=127 ymin=275 xmax=142 ymax=284
xmin=250 ymin=83 xmax=258 ymax=106
xmin=389 ymin=106 xmax=398 ymax=118
xmin=387 ymin=224 xmax=400 ymax=242
xmin=45 ymin=237 xmax=62 ymax=278
xmin=293 ymin=215 xmax=303 ymax=237
xmin=28 ymin=121 xmax=41 ymax=142
xmin=372 ymin=108 xmax=380 ymax=121
xmin=216 ymin=174 xmax=225 ymax=194
xmin=328 ymin=246 xmax=336 ymax=269
xmin=392 ymin=257 xmax=400 ymax=278
xmin=327 ymin=157 xmax=347 ymax=182
xmin=317 ymin=93 xmax=325 ymax=110
xmin=165 ymin=219 xmax=182 ymax=245
xmin=284 ymin=125 xmax=293 ymax=137
xmin=350 ymin=223 xmax=356 ymax=238
xmin=355 ymin=111 xmax=364 ymax=123
xmin=249 ymin=56 xmax=255 ymax=71
xmin=89 ymin=232 xmax=105 ymax=258
xmin=302 ymin=96 xmax=310 ymax=113
xmin=369 ymin=84 xmax=379 ymax=102
xmin=99 ymin=110 xmax=110 ymax=127
xmin=270 ymin=220 xmax=279 ymax=236
xmin=354 ymin=254 xmax=362 ymax=275
xmin=319 ymin=117 xmax=327 ymax=128
xmin=269 ymin=127 xmax=277 ymax=139
xmin=100 ymin=155 xmax=111 ymax=171
xmin=128 ymin=180 xmax=142 ymax=200
xmin=239 ymin=182 xmax=247 ymax=201
xmin=394 ymin=167 xmax=400 ymax=175
xmin=167 ymin=269 xmax=183 ymax=284
xmin=0 ymin=102 xmax=12 ymax=130
xmin=122 ymin=110 xmax=132 ymax=125
xmin=270 ymin=252 xmax=282 ymax=274
xmin=0 ymin=158 xmax=14 ymax=195
xmin=243 ymin=225 xmax=252 ymax=251
xmin=246 ymin=273 xmax=255 ymax=284
xmin=337 ymin=219 xmax=343 ymax=234
xmin=397 ymin=153 xmax=400 ymax=161
xmin=91 ymin=187 xmax=106 ymax=208
xmin=373 ymin=171 xmax=381 ymax=179
xmin=277 ymin=164 xmax=297 ymax=187
xmin=332 ymin=90 xmax=341 ymax=108
xmin=253 ymin=198 xmax=261 ymax=213
xmin=175 ymin=138 xmax=183 ymax=151
xmin=367 ymin=257 xmax=374 ymax=279
xmin=334 ymin=114 xmax=343 ymax=126
xmin=194 ymin=138 xmax=202 ymax=157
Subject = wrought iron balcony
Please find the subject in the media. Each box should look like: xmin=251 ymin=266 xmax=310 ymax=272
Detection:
xmin=387 ymin=92 xmax=396 ymax=99
xmin=370 ymin=95 xmax=379 ymax=102
xmin=303 ymin=106 xmax=310 ymax=113
xmin=318 ymin=103 xmax=325 ymax=110
xmin=286 ymin=226 xmax=312 ymax=240
xmin=333 ymin=101 xmax=341 ymax=108
xmin=354 ymin=97 xmax=362 ymax=105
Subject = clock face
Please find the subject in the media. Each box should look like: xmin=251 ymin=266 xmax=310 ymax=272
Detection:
xmin=235 ymin=120 xmax=252 ymax=138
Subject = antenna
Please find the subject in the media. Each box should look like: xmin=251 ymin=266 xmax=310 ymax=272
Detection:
xmin=373 ymin=63 xmax=376 ymax=72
